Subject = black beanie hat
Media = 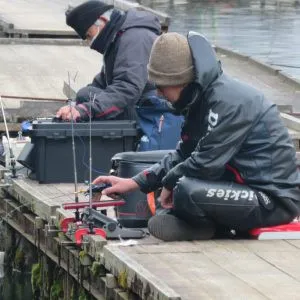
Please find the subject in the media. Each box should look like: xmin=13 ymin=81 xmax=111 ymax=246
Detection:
xmin=66 ymin=1 xmax=114 ymax=39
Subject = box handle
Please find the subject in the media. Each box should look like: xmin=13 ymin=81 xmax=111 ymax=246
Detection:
xmin=45 ymin=133 xmax=68 ymax=140
xmin=46 ymin=136 xmax=68 ymax=140
xmin=102 ymin=135 xmax=123 ymax=139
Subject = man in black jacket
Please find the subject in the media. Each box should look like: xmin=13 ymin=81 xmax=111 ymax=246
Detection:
xmin=93 ymin=32 xmax=300 ymax=241
xmin=56 ymin=0 xmax=161 ymax=121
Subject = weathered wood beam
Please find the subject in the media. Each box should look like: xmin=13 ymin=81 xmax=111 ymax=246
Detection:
xmin=281 ymin=113 xmax=300 ymax=132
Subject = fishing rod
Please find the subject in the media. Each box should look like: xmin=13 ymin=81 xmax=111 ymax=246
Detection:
xmin=1 ymin=95 xmax=67 ymax=102
xmin=80 ymin=97 xmax=146 ymax=239
xmin=89 ymin=93 xmax=93 ymax=210
xmin=67 ymin=72 xmax=80 ymax=221
xmin=87 ymin=92 xmax=95 ymax=234
xmin=0 ymin=96 xmax=17 ymax=178
xmin=60 ymin=85 xmax=145 ymax=242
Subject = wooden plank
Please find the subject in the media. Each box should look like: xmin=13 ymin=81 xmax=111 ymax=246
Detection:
xmin=202 ymin=245 xmax=300 ymax=299
xmin=103 ymin=245 xmax=182 ymax=300
xmin=115 ymin=242 xmax=266 ymax=299
xmin=4 ymin=177 xmax=116 ymax=221
xmin=254 ymin=250 xmax=300 ymax=281
xmin=116 ymin=239 xmax=300 ymax=299
xmin=8 ymin=178 xmax=60 ymax=220
xmin=286 ymin=240 xmax=300 ymax=249
xmin=5 ymin=178 xmax=88 ymax=220
xmin=215 ymin=239 xmax=300 ymax=253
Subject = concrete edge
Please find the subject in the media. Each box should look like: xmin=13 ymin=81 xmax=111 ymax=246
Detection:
xmin=0 ymin=37 xmax=84 ymax=46
xmin=3 ymin=28 xmax=76 ymax=36
xmin=9 ymin=178 xmax=60 ymax=221
xmin=102 ymin=0 xmax=170 ymax=27
xmin=0 ymin=17 xmax=76 ymax=36
xmin=277 ymin=70 xmax=300 ymax=89
xmin=215 ymin=45 xmax=300 ymax=90
xmin=103 ymin=245 xmax=181 ymax=300
xmin=0 ymin=18 xmax=14 ymax=30
xmin=215 ymin=46 xmax=250 ymax=61
xmin=281 ymin=113 xmax=300 ymax=132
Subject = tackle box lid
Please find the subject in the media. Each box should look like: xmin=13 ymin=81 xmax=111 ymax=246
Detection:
xmin=29 ymin=118 xmax=137 ymax=138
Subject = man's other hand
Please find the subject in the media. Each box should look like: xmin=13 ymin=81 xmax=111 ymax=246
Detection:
xmin=56 ymin=106 xmax=81 ymax=121
xmin=159 ymin=187 xmax=173 ymax=209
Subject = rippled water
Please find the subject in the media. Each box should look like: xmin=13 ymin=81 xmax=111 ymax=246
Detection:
xmin=138 ymin=0 xmax=300 ymax=80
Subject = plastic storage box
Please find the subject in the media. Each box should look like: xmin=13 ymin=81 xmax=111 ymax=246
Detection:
xmin=111 ymin=150 xmax=170 ymax=228
xmin=28 ymin=119 xmax=137 ymax=183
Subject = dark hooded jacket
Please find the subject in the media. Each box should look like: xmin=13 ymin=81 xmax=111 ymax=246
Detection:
xmin=133 ymin=31 xmax=300 ymax=213
xmin=76 ymin=9 xmax=161 ymax=120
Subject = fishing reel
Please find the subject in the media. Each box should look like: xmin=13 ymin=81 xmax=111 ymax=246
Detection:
xmin=61 ymin=182 xmax=145 ymax=244
xmin=83 ymin=183 xmax=112 ymax=197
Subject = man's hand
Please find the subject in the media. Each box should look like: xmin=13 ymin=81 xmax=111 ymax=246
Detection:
xmin=159 ymin=187 xmax=173 ymax=209
xmin=56 ymin=105 xmax=81 ymax=121
xmin=92 ymin=176 xmax=139 ymax=197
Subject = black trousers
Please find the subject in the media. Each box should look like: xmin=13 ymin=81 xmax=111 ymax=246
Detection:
xmin=172 ymin=177 xmax=295 ymax=231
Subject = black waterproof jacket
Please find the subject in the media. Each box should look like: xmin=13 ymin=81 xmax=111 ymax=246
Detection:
xmin=133 ymin=31 xmax=300 ymax=210
xmin=76 ymin=9 xmax=160 ymax=120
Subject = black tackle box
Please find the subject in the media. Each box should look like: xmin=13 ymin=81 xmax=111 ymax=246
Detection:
xmin=25 ymin=119 xmax=137 ymax=183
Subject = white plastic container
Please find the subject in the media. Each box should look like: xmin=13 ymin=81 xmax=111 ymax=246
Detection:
xmin=2 ymin=133 xmax=30 ymax=168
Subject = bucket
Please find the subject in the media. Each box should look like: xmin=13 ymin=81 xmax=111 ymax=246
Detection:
xmin=111 ymin=150 xmax=170 ymax=228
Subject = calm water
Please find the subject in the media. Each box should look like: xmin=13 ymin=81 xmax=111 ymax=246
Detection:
xmin=138 ymin=0 xmax=300 ymax=80
xmin=0 ymin=269 xmax=33 ymax=300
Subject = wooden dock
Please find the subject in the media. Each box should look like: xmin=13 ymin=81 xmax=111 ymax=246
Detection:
xmin=0 ymin=0 xmax=170 ymax=38
xmin=0 ymin=0 xmax=83 ymax=37
xmin=1 ymin=175 xmax=300 ymax=300
xmin=0 ymin=0 xmax=300 ymax=299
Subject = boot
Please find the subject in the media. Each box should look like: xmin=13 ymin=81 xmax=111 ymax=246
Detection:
xmin=148 ymin=214 xmax=215 ymax=242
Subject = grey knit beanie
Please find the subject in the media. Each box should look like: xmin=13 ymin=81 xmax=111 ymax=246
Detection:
xmin=148 ymin=32 xmax=194 ymax=86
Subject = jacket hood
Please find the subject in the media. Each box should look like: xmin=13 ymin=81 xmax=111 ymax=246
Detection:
xmin=120 ymin=9 xmax=161 ymax=35
xmin=187 ymin=31 xmax=222 ymax=91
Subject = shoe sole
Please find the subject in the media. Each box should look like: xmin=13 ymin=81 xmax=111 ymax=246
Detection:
xmin=148 ymin=214 xmax=215 ymax=242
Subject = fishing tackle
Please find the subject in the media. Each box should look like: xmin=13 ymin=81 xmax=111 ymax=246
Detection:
xmin=83 ymin=183 xmax=112 ymax=196
xmin=60 ymin=88 xmax=145 ymax=244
